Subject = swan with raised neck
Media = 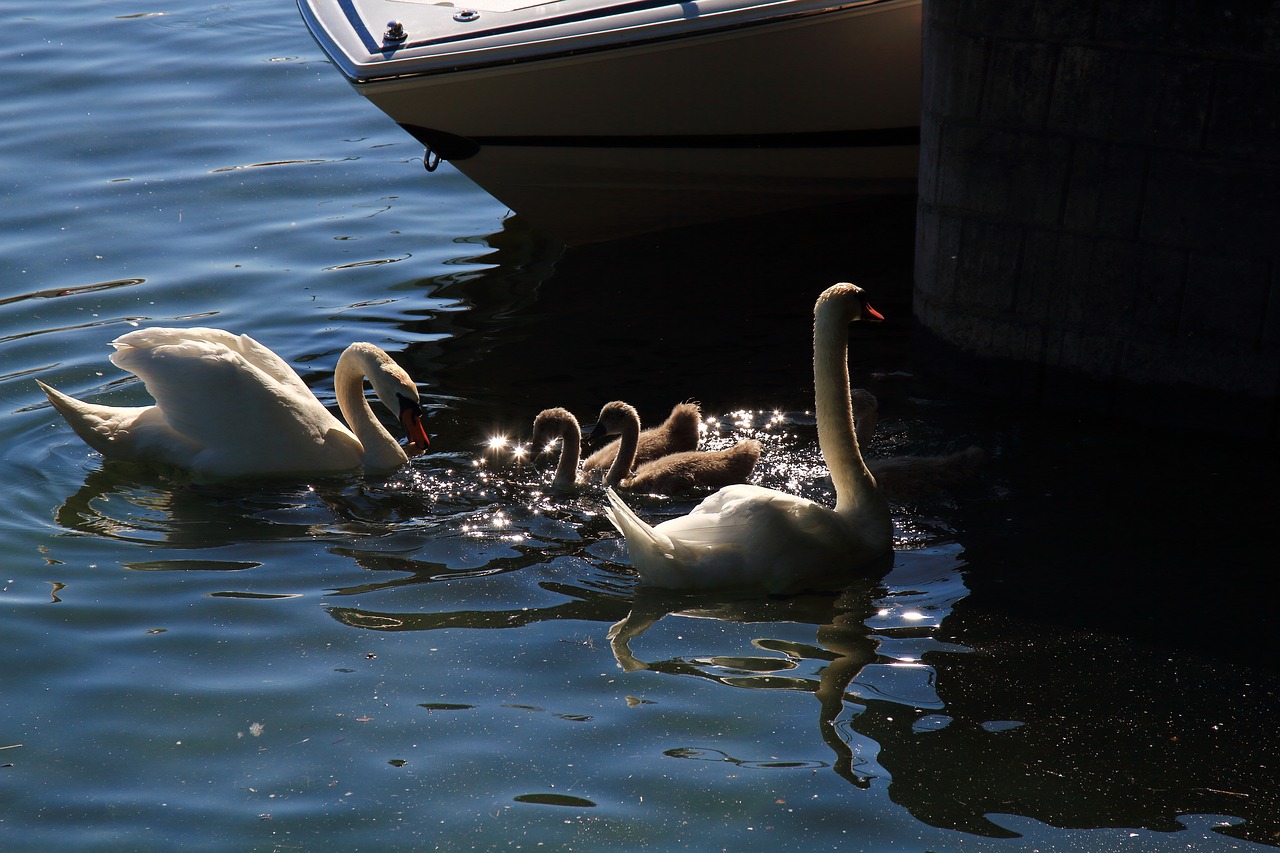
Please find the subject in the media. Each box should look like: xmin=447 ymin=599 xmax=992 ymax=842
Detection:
xmin=603 ymin=283 xmax=892 ymax=592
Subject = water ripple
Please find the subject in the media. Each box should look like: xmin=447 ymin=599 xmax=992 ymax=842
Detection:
xmin=0 ymin=278 xmax=145 ymax=307
xmin=323 ymin=255 xmax=411 ymax=271
xmin=209 ymin=159 xmax=328 ymax=173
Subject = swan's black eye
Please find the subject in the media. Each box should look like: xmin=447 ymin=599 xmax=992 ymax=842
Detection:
xmin=396 ymin=392 xmax=422 ymax=416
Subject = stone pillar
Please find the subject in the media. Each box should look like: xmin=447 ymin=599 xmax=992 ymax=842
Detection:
xmin=914 ymin=0 xmax=1280 ymax=437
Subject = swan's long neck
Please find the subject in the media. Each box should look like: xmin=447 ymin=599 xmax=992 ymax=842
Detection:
xmin=814 ymin=310 xmax=877 ymax=515
xmin=551 ymin=416 xmax=582 ymax=491
xmin=604 ymin=413 xmax=640 ymax=488
xmin=334 ymin=347 xmax=408 ymax=472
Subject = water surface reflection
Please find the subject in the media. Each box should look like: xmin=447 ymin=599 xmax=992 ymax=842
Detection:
xmin=7 ymin=168 xmax=1276 ymax=849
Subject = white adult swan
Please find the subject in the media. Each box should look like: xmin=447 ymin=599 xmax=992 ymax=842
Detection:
xmin=37 ymin=327 xmax=429 ymax=480
xmin=604 ymin=283 xmax=892 ymax=592
xmin=581 ymin=401 xmax=700 ymax=476
xmin=588 ymin=400 xmax=761 ymax=493
xmin=530 ymin=407 xmax=586 ymax=492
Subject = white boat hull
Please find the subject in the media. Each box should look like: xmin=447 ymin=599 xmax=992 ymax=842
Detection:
xmin=300 ymin=0 xmax=922 ymax=243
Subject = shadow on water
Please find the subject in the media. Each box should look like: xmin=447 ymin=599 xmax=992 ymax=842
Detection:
xmin=870 ymin=608 xmax=1280 ymax=846
xmin=350 ymin=202 xmax=1280 ymax=847
xmin=949 ymin=412 xmax=1280 ymax=663
xmin=397 ymin=196 xmax=918 ymax=447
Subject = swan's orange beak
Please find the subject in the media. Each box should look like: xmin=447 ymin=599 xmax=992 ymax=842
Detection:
xmin=401 ymin=406 xmax=430 ymax=455
xmin=862 ymin=300 xmax=885 ymax=322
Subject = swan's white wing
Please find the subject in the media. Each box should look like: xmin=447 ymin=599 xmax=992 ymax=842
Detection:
xmin=639 ymin=485 xmax=860 ymax=591
xmin=656 ymin=485 xmax=840 ymax=543
xmin=112 ymin=328 xmax=316 ymax=402
xmin=109 ymin=328 xmax=361 ymax=476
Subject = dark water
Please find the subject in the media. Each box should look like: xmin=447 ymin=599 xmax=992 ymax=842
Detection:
xmin=1 ymin=2 xmax=1276 ymax=851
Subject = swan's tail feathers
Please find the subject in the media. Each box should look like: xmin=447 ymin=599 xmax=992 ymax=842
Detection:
xmin=605 ymin=487 xmax=658 ymax=541
xmin=604 ymin=487 xmax=680 ymax=569
xmin=36 ymin=380 xmax=135 ymax=457
xmin=37 ymin=379 xmax=77 ymax=415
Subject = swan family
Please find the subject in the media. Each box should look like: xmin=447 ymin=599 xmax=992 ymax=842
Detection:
xmin=528 ymin=400 xmax=756 ymax=494
xmin=39 ymin=283 xmax=980 ymax=591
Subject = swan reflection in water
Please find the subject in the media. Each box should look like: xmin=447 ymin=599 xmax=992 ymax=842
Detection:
xmin=606 ymin=576 xmax=889 ymax=788
xmin=52 ymin=464 xmax=346 ymax=550
xmin=49 ymin=451 xmax=499 ymax=556
xmin=326 ymin=545 xmax=967 ymax=794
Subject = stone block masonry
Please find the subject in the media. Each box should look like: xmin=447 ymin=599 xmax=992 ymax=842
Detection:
xmin=914 ymin=0 xmax=1280 ymax=437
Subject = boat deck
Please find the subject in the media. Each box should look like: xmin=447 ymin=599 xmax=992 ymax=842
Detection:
xmin=301 ymin=0 xmax=908 ymax=80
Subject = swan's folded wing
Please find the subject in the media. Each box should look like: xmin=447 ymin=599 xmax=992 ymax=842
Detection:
xmin=110 ymin=331 xmax=347 ymax=451
xmin=112 ymin=328 xmax=315 ymax=401
xmin=195 ymin=328 xmax=318 ymax=401
xmin=659 ymin=485 xmax=826 ymax=545
xmin=654 ymin=485 xmax=861 ymax=588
